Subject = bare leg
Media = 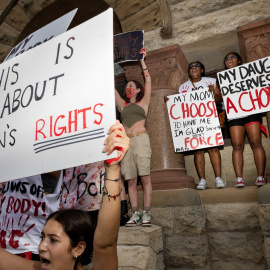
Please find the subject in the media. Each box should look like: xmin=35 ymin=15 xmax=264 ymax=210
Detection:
xmin=194 ymin=150 xmax=205 ymax=179
xmin=229 ymin=126 xmax=245 ymax=178
xmin=246 ymin=123 xmax=266 ymax=176
xmin=208 ymin=147 xmax=221 ymax=178
xmin=140 ymin=175 xmax=152 ymax=210
xmin=127 ymin=177 xmax=139 ymax=211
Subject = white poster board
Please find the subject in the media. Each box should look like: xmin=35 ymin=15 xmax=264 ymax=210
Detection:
xmin=217 ymin=56 xmax=270 ymax=120
xmin=0 ymin=8 xmax=116 ymax=183
xmin=167 ymin=89 xmax=223 ymax=152
xmin=4 ymin=9 xmax=77 ymax=62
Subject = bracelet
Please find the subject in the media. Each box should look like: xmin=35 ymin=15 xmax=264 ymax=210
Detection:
xmin=102 ymin=186 xmax=122 ymax=201
xmin=105 ymin=177 xmax=119 ymax=182
xmin=143 ymin=67 xmax=148 ymax=70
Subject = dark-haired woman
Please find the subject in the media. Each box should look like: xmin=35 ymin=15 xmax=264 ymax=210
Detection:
xmin=178 ymin=61 xmax=225 ymax=190
xmin=115 ymin=48 xmax=152 ymax=227
xmin=0 ymin=120 xmax=130 ymax=270
xmin=223 ymin=52 xmax=266 ymax=187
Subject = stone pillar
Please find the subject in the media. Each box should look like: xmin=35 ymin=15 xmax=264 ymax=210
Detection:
xmin=237 ymin=18 xmax=270 ymax=183
xmin=120 ymin=44 xmax=195 ymax=190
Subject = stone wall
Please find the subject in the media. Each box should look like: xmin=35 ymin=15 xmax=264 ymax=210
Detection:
xmin=144 ymin=0 xmax=270 ymax=72
xmin=128 ymin=186 xmax=270 ymax=269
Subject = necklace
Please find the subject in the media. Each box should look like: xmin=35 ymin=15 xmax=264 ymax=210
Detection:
xmin=190 ymin=80 xmax=197 ymax=90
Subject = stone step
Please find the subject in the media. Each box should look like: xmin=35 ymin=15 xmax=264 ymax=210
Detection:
xmin=138 ymin=185 xmax=270 ymax=207
xmin=196 ymin=186 xmax=259 ymax=204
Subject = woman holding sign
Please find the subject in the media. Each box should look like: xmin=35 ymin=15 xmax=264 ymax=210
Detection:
xmin=178 ymin=61 xmax=226 ymax=190
xmin=114 ymin=48 xmax=152 ymax=227
xmin=0 ymin=120 xmax=130 ymax=270
xmin=223 ymin=52 xmax=266 ymax=187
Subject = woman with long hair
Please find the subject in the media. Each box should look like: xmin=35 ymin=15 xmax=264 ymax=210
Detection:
xmin=115 ymin=48 xmax=152 ymax=226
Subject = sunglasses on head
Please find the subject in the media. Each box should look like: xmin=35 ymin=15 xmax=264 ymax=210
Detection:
xmin=188 ymin=63 xmax=201 ymax=69
xmin=225 ymin=55 xmax=237 ymax=61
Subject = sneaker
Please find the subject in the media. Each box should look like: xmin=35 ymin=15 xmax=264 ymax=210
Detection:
xmin=215 ymin=177 xmax=226 ymax=189
xmin=142 ymin=211 xmax=152 ymax=227
xmin=125 ymin=211 xmax=141 ymax=227
xmin=255 ymin=176 xmax=266 ymax=187
xmin=196 ymin=179 xmax=208 ymax=190
xmin=235 ymin=177 xmax=245 ymax=188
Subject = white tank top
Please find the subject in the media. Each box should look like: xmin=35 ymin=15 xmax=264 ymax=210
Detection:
xmin=0 ymin=173 xmax=62 ymax=254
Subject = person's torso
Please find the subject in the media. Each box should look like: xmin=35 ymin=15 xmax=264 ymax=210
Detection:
xmin=60 ymin=162 xmax=105 ymax=211
xmin=121 ymin=103 xmax=147 ymax=128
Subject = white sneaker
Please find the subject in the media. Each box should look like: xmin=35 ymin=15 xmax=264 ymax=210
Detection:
xmin=142 ymin=211 xmax=152 ymax=227
xmin=215 ymin=177 xmax=226 ymax=189
xmin=125 ymin=211 xmax=141 ymax=227
xmin=235 ymin=177 xmax=245 ymax=188
xmin=196 ymin=179 xmax=208 ymax=190
xmin=255 ymin=176 xmax=266 ymax=187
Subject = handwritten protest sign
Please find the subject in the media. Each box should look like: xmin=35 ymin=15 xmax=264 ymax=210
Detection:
xmin=114 ymin=30 xmax=144 ymax=63
xmin=167 ymin=89 xmax=223 ymax=152
xmin=217 ymin=56 xmax=270 ymax=120
xmin=0 ymin=8 xmax=116 ymax=183
xmin=4 ymin=9 xmax=77 ymax=62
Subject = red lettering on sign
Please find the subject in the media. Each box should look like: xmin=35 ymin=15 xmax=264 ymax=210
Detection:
xmin=170 ymin=104 xmax=181 ymax=120
xmin=226 ymin=97 xmax=238 ymax=114
xmin=35 ymin=104 xmax=104 ymax=141
xmin=184 ymin=133 xmax=223 ymax=150
xmin=93 ymin=103 xmax=104 ymax=125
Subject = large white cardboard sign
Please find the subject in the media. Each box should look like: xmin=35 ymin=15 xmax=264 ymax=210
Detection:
xmin=217 ymin=56 xmax=270 ymax=120
xmin=0 ymin=8 xmax=116 ymax=183
xmin=4 ymin=9 xmax=77 ymax=62
xmin=167 ymin=89 xmax=223 ymax=152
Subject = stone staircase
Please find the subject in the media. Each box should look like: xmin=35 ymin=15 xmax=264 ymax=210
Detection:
xmin=116 ymin=186 xmax=270 ymax=269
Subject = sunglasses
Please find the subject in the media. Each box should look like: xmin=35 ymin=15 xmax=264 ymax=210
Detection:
xmin=225 ymin=55 xmax=237 ymax=61
xmin=188 ymin=63 xmax=201 ymax=69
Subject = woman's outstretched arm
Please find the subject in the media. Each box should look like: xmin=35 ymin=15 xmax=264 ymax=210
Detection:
xmin=93 ymin=120 xmax=129 ymax=270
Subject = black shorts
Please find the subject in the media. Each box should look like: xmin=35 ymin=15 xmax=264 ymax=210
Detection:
xmin=228 ymin=113 xmax=262 ymax=128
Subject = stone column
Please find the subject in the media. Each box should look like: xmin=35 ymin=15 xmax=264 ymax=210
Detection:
xmin=120 ymin=44 xmax=195 ymax=190
xmin=237 ymin=18 xmax=270 ymax=183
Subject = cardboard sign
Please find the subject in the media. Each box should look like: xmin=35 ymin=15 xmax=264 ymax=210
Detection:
xmin=167 ymin=89 xmax=224 ymax=152
xmin=4 ymin=9 xmax=77 ymax=62
xmin=114 ymin=30 xmax=144 ymax=63
xmin=217 ymin=56 xmax=270 ymax=120
xmin=0 ymin=8 xmax=116 ymax=183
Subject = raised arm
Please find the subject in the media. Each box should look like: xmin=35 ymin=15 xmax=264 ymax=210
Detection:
xmin=93 ymin=120 xmax=129 ymax=270
xmin=140 ymin=48 xmax=151 ymax=107
xmin=114 ymin=89 xmax=125 ymax=113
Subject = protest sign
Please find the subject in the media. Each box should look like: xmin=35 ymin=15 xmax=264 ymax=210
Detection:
xmin=114 ymin=30 xmax=144 ymax=63
xmin=167 ymin=89 xmax=223 ymax=152
xmin=217 ymin=56 xmax=270 ymax=120
xmin=0 ymin=8 xmax=116 ymax=183
xmin=4 ymin=9 xmax=77 ymax=62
